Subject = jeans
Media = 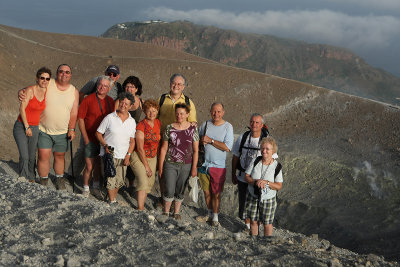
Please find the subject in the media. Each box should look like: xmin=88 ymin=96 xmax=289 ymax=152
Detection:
xmin=13 ymin=120 xmax=39 ymax=180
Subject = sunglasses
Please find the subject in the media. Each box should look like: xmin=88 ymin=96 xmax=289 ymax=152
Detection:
xmin=107 ymin=72 xmax=117 ymax=77
xmin=58 ymin=70 xmax=71 ymax=74
xmin=39 ymin=77 xmax=51 ymax=81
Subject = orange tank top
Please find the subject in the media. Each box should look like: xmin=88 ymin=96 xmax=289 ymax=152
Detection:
xmin=18 ymin=91 xmax=46 ymax=126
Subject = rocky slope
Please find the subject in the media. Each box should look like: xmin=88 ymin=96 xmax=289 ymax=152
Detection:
xmin=102 ymin=20 xmax=400 ymax=105
xmin=1 ymin=161 xmax=398 ymax=266
xmin=1 ymin=24 xmax=400 ymax=261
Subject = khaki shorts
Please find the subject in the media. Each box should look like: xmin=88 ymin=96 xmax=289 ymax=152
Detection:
xmin=37 ymin=131 xmax=68 ymax=153
xmin=105 ymin=158 xmax=126 ymax=190
xmin=130 ymin=151 xmax=157 ymax=193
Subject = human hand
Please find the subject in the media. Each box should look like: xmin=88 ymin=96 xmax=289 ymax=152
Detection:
xmin=68 ymin=130 xmax=76 ymax=141
xmin=232 ymin=174 xmax=238 ymax=185
xmin=123 ymin=154 xmax=130 ymax=166
xmin=18 ymin=88 xmax=27 ymax=102
xmin=25 ymin=128 xmax=32 ymax=137
xmin=145 ymin=166 xmax=152 ymax=178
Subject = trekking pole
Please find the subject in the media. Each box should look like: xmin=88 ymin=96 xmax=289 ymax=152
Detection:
xmin=69 ymin=140 xmax=75 ymax=193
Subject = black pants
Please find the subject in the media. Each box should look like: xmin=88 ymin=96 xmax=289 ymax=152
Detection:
xmin=238 ymin=180 xmax=248 ymax=220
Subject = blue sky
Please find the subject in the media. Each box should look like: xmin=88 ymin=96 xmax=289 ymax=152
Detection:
xmin=1 ymin=0 xmax=399 ymax=76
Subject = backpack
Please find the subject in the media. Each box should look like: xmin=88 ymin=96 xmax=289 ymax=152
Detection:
xmin=158 ymin=93 xmax=190 ymax=113
xmin=236 ymin=125 xmax=270 ymax=172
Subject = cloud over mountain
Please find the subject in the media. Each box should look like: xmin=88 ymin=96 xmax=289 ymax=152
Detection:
xmin=146 ymin=7 xmax=400 ymax=52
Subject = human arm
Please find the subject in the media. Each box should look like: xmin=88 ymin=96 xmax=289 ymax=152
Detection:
xmin=135 ymin=130 xmax=152 ymax=177
xmin=191 ymin=140 xmax=199 ymax=177
xmin=95 ymin=131 xmax=110 ymax=154
xmin=19 ymin=87 xmax=34 ymax=136
xmin=188 ymin=99 xmax=197 ymax=124
xmin=202 ymin=135 xmax=230 ymax=152
xmin=231 ymin=155 xmax=239 ymax=185
xmin=124 ymin=137 xmax=135 ymax=166
xmin=157 ymin=140 xmax=168 ymax=179
xmin=67 ymin=89 xmax=79 ymax=141
xmin=18 ymin=87 xmax=28 ymax=102
xmin=78 ymin=118 xmax=89 ymax=145
xmin=114 ymin=99 xmax=119 ymax=111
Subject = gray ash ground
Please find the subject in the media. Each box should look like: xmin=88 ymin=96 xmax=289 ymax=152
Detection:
xmin=0 ymin=161 xmax=398 ymax=267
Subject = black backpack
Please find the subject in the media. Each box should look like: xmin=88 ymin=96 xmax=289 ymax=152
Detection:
xmin=236 ymin=125 xmax=270 ymax=172
xmin=158 ymin=93 xmax=190 ymax=115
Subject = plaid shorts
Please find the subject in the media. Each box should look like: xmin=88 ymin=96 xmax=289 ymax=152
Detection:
xmin=244 ymin=193 xmax=277 ymax=225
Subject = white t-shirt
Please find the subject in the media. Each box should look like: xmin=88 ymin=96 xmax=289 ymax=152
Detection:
xmin=232 ymin=132 xmax=278 ymax=183
xmin=245 ymin=159 xmax=283 ymax=200
xmin=97 ymin=111 xmax=136 ymax=159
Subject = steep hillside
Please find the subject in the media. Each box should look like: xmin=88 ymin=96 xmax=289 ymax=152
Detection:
xmin=0 ymin=24 xmax=400 ymax=261
xmin=102 ymin=20 xmax=400 ymax=105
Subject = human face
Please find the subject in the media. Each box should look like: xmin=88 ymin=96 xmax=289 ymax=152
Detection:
xmin=96 ymin=79 xmax=111 ymax=97
xmin=250 ymin=115 xmax=263 ymax=134
xmin=170 ymin=76 xmax=185 ymax=97
xmin=118 ymin=98 xmax=133 ymax=113
xmin=36 ymin=73 xmax=50 ymax=88
xmin=210 ymin=104 xmax=225 ymax=123
xmin=175 ymin=107 xmax=189 ymax=123
xmin=124 ymin=83 xmax=138 ymax=95
xmin=106 ymin=72 xmax=120 ymax=82
xmin=261 ymin=142 xmax=274 ymax=160
xmin=56 ymin=65 xmax=71 ymax=84
xmin=145 ymin=107 xmax=158 ymax=121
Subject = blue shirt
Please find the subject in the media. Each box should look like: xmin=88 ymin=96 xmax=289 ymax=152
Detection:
xmin=198 ymin=120 xmax=234 ymax=168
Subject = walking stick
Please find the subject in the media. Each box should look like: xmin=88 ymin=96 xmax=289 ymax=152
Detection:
xmin=70 ymin=140 xmax=75 ymax=193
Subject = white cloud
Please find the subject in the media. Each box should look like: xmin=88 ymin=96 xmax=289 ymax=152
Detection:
xmin=146 ymin=7 xmax=400 ymax=51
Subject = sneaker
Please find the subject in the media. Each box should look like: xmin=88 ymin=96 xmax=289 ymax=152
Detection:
xmin=40 ymin=178 xmax=48 ymax=186
xmin=162 ymin=212 xmax=170 ymax=217
xmin=108 ymin=200 xmax=118 ymax=205
xmin=210 ymin=221 xmax=220 ymax=227
xmin=82 ymin=190 xmax=90 ymax=198
xmin=56 ymin=177 xmax=66 ymax=190
xmin=196 ymin=215 xmax=212 ymax=223
xmin=174 ymin=214 xmax=182 ymax=220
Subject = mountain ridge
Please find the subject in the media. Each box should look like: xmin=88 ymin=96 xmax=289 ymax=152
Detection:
xmin=102 ymin=20 xmax=400 ymax=105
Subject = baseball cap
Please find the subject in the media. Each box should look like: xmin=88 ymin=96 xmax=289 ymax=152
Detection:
xmin=106 ymin=65 xmax=120 ymax=75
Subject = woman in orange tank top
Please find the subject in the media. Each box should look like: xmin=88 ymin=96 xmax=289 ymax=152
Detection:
xmin=13 ymin=67 xmax=51 ymax=182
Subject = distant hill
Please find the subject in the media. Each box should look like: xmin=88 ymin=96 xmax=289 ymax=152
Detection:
xmin=102 ymin=20 xmax=400 ymax=105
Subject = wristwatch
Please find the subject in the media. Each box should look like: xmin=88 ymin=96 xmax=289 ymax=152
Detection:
xmin=211 ymin=139 xmax=215 ymax=144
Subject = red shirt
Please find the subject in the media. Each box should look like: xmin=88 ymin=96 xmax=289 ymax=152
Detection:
xmin=18 ymin=93 xmax=46 ymax=126
xmin=78 ymin=93 xmax=114 ymax=143
xmin=136 ymin=118 xmax=161 ymax=158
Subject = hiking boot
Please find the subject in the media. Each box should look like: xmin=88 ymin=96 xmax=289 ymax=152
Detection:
xmin=56 ymin=177 xmax=66 ymax=190
xmin=40 ymin=178 xmax=48 ymax=186
xmin=174 ymin=214 xmax=182 ymax=220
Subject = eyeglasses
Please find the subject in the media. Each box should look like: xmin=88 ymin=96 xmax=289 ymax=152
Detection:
xmin=58 ymin=70 xmax=71 ymax=74
xmin=125 ymin=85 xmax=136 ymax=89
xmin=107 ymin=72 xmax=117 ymax=78
xmin=171 ymin=83 xmax=184 ymax=87
xmin=39 ymin=77 xmax=51 ymax=81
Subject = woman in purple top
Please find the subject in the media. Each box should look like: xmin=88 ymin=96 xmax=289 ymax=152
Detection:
xmin=158 ymin=103 xmax=199 ymax=220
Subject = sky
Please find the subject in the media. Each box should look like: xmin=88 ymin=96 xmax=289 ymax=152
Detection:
xmin=1 ymin=0 xmax=399 ymax=77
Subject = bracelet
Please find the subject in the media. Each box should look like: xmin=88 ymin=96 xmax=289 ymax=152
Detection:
xmin=127 ymin=152 xmax=132 ymax=156
xmin=103 ymin=143 xmax=108 ymax=148
xmin=68 ymin=128 xmax=75 ymax=131
xmin=25 ymin=126 xmax=30 ymax=131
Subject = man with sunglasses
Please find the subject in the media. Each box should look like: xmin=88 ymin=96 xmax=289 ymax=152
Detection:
xmin=36 ymin=64 xmax=79 ymax=190
xmin=79 ymin=65 xmax=123 ymax=103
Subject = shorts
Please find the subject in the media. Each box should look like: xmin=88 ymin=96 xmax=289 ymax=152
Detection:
xmin=37 ymin=131 xmax=69 ymax=153
xmin=198 ymin=167 xmax=226 ymax=194
xmin=244 ymin=193 xmax=277 ymax=225
xmin=84 ymin=141 xmax=100 ymax=158
xmin=130 ymin=151 xmax=157 ymax=193
xmin=105 ymin=158 xmax=126 ymax=190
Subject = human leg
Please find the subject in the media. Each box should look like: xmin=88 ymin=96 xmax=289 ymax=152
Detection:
xmin=27 ymin=126 xmax=39 ymax=180
xmin=13 ymin=120 xmax=30 ymax=178
xmin=37 ymin=148 xmax=51 ymax=178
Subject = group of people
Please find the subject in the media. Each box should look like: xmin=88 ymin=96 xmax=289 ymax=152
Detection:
xmin=13 ymin=64 xmax=283 ymax=236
